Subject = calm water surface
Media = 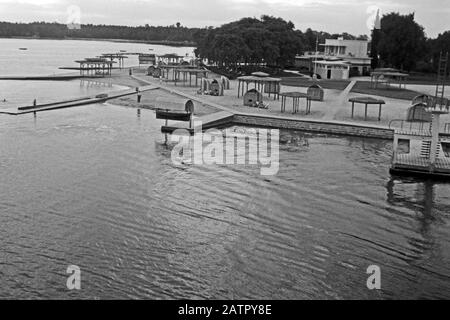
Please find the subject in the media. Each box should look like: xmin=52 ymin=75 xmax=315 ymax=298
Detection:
xmin=0 ymin=38 xmax=194 ymax=76
xmin=0 ymin=105 xmax=449 ymax=299
xmin=0 ymin=38 xmax=194 ymax=109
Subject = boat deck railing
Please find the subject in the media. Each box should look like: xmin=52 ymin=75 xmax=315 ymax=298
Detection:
xmin=394 ymin=154 xmax=450 ymax=170
xmin=445 ymin=123 xmax=450 ymax=133
xmin=389 ymin=119 xmax=432 ymax=136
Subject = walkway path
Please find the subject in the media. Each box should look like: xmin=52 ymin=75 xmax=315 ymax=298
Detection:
xmin=322 ymin=80 xmax=357 ymax=120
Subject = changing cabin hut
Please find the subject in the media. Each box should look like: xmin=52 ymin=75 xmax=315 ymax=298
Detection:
xmin=210 ymin=79 xmax=224 ymax=96
xmin=200 ymin=78 xmax=211 ymax=95
xmin=221 ymin=76 xmax=231 ymax=90
xmin=147 ymin=65 xmax=156 ymax=76
xmin=406 ymin=103 xmax=433 ymax=123
xmin=139 ymin=54 xmax=157 ymax=67
xmin=307 ymin=85 xmax=324 ymax=102
xmin=152 ymin=67 xmax=162 ymax=78
xmin=244 ymin=89 xmax=263 ymax=107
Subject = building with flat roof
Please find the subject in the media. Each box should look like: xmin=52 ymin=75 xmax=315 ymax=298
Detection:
xmin=295 ymin=38 xmax=372 ymax=79
xmin=314 ymin=60 xmax=351 ymax=80
xmin=321 ymin=38 xmax=371 ymax=77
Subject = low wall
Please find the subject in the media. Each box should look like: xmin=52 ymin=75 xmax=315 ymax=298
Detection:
xmin=232 ymin=114 xmax=394 ymax=140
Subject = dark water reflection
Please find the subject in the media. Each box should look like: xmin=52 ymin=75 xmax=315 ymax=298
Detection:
xmin=0 ymin=104 xmax=449 ymax=299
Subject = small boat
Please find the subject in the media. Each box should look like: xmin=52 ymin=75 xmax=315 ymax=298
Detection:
xmin=156 ymin=109 xmax=192 ymax=122
xmin=19 ymin=48 xmax=28 ymax=51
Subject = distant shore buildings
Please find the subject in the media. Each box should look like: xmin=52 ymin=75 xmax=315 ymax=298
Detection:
xmin=295 ymin=37 xmax=372 ymax=80
xmin=295 ymin=12 xmax=382 ymax=80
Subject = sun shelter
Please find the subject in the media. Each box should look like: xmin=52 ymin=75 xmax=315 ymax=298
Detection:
xmin=371 ymin=69 xmax=409 ymax=89
xmin=158 ymin=54 xmax=185 ymax=65
xmin=237 ymin=76 xmax=281 ymax=100
xmin=244 ymin=89 xmax=263 ymax=107
xmin=251 ymin=72 xmax=270 ymax=77
xmin=280 ymin=92 xmax=312 ymax=114
xmin=349 ymin=96 xmax=386 ymax=121
xmin=75 ymin=58 xmax=115 ymax=77
xmin=101 ymin=53 xmax=128 ymax=69
xmin=174 ymin=68 xmax=209 ymax=87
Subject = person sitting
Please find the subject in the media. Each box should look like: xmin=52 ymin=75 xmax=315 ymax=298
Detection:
xmin=258 ymin=101 xmax=269 ymax=110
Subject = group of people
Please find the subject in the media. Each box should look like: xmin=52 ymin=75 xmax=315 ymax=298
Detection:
xmin=250 ymin=100 xmax=269 ymax=110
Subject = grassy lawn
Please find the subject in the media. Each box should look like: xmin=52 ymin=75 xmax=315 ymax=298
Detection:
xmin=281 ymin=77 xmax=351 ymax=90
xmin=406 ymin=73 xmax=450 ymax=85
xmin=351 ymin=81 xmax=421 ymax=101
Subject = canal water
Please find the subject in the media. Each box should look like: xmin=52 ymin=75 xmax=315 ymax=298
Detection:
xmin=1 ymin=104 xmax=449 ymax=299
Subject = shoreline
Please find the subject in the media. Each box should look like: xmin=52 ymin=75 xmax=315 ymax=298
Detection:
xmin=0 ymin=36 xmax=196 ymax=48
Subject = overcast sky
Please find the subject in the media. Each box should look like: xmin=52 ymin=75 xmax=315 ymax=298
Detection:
xmin=0 ymin=0 xmax=448 ymax=37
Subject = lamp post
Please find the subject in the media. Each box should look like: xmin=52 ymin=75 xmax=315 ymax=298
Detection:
xmin=313 ymin=34 xmax=319 ymax=79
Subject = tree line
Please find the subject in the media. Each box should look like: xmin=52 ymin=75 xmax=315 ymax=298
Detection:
xmin=0 ymin=21 xmax=199 ymax=44
xmin=374 ymin=13 xmax=449 ymax=72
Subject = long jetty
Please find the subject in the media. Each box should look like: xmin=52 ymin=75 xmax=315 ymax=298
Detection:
xmin=0 ymin=85 xmax=159 ymax=115
xmin=0 ymin=74 xmax=86 ymax=81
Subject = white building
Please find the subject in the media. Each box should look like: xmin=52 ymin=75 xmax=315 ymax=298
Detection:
xmin=314 ymin=60 xmax=350 ymax=80
xmin=320 ymin=37 xmax=372 ymax=77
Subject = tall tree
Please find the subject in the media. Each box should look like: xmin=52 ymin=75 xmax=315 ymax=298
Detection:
xmin=431 ymin=31 xmax=450 ymax=72
xmin=195 ymin=16 xmax=302 ymax=69
xmin=377 ymin=12 xmax=427 ymax=71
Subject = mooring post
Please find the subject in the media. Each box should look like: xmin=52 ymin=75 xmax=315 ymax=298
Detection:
xmin=136 ymin=87 xmax=141 ymax=103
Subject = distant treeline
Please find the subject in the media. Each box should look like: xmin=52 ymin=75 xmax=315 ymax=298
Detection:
xmin=0 ymin=20 xmax=367 ymax=50
xmin=0 ymin=21 xmax=200 ymax=45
